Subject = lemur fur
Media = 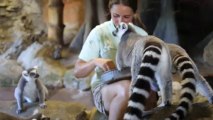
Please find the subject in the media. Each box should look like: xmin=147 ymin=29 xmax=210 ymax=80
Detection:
xmin=115 ymin=23 xmax=213 ymax=120
xmin=165 ymin=43 xmax=213 ymax=120
xmin=115 ymin=22 xmax=173 ymax=120
xmin=14 ymin=66 xmax=48 ymax=114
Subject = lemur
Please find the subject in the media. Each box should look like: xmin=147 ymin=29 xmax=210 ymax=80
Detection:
xmin=114 ymin=23 xmax=213 ymax=120
xmin=115 ymin=22 xmax=173 ymax=120
xmin=165 ymin=43 xmax=213 ymax=120
xmin=14 ymin=66 xmax=48 ymax=114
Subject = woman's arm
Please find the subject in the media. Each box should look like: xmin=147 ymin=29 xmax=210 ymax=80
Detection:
xmin=74 ymin=59 xmax=96 ymax=78
xmin=74 ymin=58 xmax=116 ymax=78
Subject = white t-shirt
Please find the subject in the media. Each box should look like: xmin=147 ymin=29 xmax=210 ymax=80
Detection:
xmin=79 ymin=19 xmax=148 ymax=89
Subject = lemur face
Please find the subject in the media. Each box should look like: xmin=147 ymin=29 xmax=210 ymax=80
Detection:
xmin=22 ymin=66 xmax=39 ymax=82
xmin=112 ymin=22 xmax=129 ymax=38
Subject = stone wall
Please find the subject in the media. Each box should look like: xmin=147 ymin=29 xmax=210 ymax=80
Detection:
xmin=0 ymin=0 xmax=87 ymax=88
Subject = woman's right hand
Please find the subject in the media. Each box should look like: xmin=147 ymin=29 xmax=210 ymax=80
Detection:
xmin=93 ymin=58 xmax=116 ymax=72
xmin=74 ymin=58 xmax=116 ymax=78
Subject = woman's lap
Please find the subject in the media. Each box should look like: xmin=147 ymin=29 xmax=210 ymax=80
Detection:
xmin=91 ymin=80 xmax=131 ymax=116
xmin=92 ymin=83 xmax=108 ymax=115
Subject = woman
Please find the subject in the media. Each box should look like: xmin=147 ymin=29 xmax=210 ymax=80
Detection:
xmin=74 ymin=0 xmax=157 ymax=119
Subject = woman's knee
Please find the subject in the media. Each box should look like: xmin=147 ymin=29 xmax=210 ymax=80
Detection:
xmin=115 ymin=80 xmax=131 ymax=97
xmin=101 ymin=80 xmax=130 ymax=101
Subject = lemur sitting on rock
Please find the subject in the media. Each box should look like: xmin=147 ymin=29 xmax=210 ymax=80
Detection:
xmin=14 ymin=66 xmax=48 ymax=114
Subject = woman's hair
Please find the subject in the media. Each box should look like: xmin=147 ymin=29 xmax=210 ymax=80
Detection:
xmin=108 ymin=0 xmax=146 ymax=30
xmin=108 ymin=0 xmax=138 ymax=13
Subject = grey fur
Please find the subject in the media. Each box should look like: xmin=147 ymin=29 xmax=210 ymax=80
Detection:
xmin=115 ymin=23 xmax=213 ymax=120
xmin=168 ymin=43 xmax=213 ymax=104
xmin=115 ymin=23 xmax=173 ymax=119
xmin=14 ymin=67 xmax=48 ymax=114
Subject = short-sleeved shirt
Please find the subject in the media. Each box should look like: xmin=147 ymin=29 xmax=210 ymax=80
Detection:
xmin=79 ymin=19 xmax=148 ymax=90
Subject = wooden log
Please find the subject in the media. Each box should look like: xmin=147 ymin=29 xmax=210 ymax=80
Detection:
xmin=69 ymin=0 xmax=109 ymax=53
xmin=48 ymin=0 xmax=64 ymax=45
xmin=47 ymin=0 xmax=65 ymax=59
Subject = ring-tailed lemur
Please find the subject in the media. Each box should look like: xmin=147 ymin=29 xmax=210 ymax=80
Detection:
xmin=115 ymin=23 xmax=213 ymax=120
xmin=115 ymin=22 xmax=173 ymax=120
xmin=14 ymin=66 xmax=48 ymax=114
xmin=165 ymin=43 xmax=213 ymax=120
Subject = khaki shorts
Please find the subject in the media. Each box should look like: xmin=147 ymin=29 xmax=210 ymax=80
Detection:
xmin=92 ymin=83 xmax=109 ymax=116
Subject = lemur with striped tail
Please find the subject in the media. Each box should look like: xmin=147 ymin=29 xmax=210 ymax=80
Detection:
xmin=165 ymin=43 xmax=213 ymax=120
xmin=115 ymin=22 xmax=213 ymax=120
xmin=115 ymin=22 xmax=173 ymax=120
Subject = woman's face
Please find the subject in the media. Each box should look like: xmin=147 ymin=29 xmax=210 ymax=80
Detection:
xmin=110 ymin=4 xmax=134 ymax=27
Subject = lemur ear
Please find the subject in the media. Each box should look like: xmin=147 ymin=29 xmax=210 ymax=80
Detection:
xmin=22 ymin=70 xmax=28 ymax=77
xmin=127 ymin=23 xmax=135 ymax=30
xmin=33 ymin=65 xmax=38 ymax=70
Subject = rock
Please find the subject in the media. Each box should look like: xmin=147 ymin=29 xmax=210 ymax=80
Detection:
xmin=49 ymin=88 xmax=94 ymax=109
xmin=147 ymin=102 xmax=213 ymax=120
xmin=17 ymin=42 xmax=43 ymax=69
xmin=17 ymin=43 xmax=66 ymax=88
xmin=76 ymin=108 xmax=108 ymax=120
xmin=0 ymin=58 xmax=23 ymax=87
xmin=0 ymin=38 xmax=24 ymax=59
xmin=0 ymin=87 xmax=94 ymax=120
xmin=0 ymin=112 xmax=26 ymax=120
xmin=41 ymin=101 xmax=88 ymax=120
xmin=0 ymin=101 xmax=44 ymax=120
xmin=64 ymin=69 xmax=91 ymax=90
xmin=0 ymin=100 xmax=87 ymax=120
xmin=75 ymin=110 xmax=88 ymax=120
xmin=204 ymin=38 xmax=213 ymax=66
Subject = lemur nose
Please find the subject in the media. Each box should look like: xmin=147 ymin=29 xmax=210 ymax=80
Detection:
xmin=122 ymin=24 xmax=126 ymax=29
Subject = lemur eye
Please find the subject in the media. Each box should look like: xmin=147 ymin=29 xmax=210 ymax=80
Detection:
xmin=29 ymin=72 xmax=36 ymax=77
xmin=122 ymin=24 xmax=126 ymax=29
xmin=112 ymin=26 xmax=119 ymax=36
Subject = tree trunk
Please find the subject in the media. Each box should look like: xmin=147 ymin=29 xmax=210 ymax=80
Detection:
xmin=69 ymin=0 xmax=109 ymax=53
xmin=153 ymin=0 xmax=179 ymax=44
xmin=48 ymin=0 xmax=64 ymax=59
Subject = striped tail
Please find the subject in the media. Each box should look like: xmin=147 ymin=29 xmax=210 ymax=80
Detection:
xmin=124 ymin=42 xmax=162 ymax=120
xmin=166 ymin=54 xmax=196 ymax=120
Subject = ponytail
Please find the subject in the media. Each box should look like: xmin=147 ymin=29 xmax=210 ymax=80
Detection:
xmin=132 ymin=13 xmax=147 ymax=31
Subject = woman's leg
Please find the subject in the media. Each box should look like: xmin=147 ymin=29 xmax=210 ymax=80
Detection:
xmin=101 ymin=80 xmax=158 ymax=120
xmin=101 ymin=80 xmax=130 ymax=120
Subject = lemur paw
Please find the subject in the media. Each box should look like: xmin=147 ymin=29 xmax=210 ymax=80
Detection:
xmin=41 ymin=115 xmax=50 ymax=120
xmin=165 ymin=101 xmax=171 ymax=106
xmin=39 ymin=103 xmax=47 ymax=109
xmin=158 ymin=101 xmax=171 ymax=107
xmin=158 ymin=103 xmax=165 ymax=107
xmin=16 ymin=109 xmax=24 ymax=114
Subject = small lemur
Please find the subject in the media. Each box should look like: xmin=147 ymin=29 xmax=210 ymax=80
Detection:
xmin=115 ymin=22 xmax=173 ymax=120
xmin=115 ymin=23 xmax=213 ymax=120
xmin=14 ymin=66 xmax=48 ymax=114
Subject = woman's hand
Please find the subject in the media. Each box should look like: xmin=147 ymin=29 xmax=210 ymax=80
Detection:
xmin=74 ymin=58 xmax=116 ymax=78
xmin=93 ymin=58 xmax=116 ymax=71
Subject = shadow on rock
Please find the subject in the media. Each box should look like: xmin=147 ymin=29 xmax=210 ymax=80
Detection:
xmin=146 ymin=102 xmax=213 ymax=120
